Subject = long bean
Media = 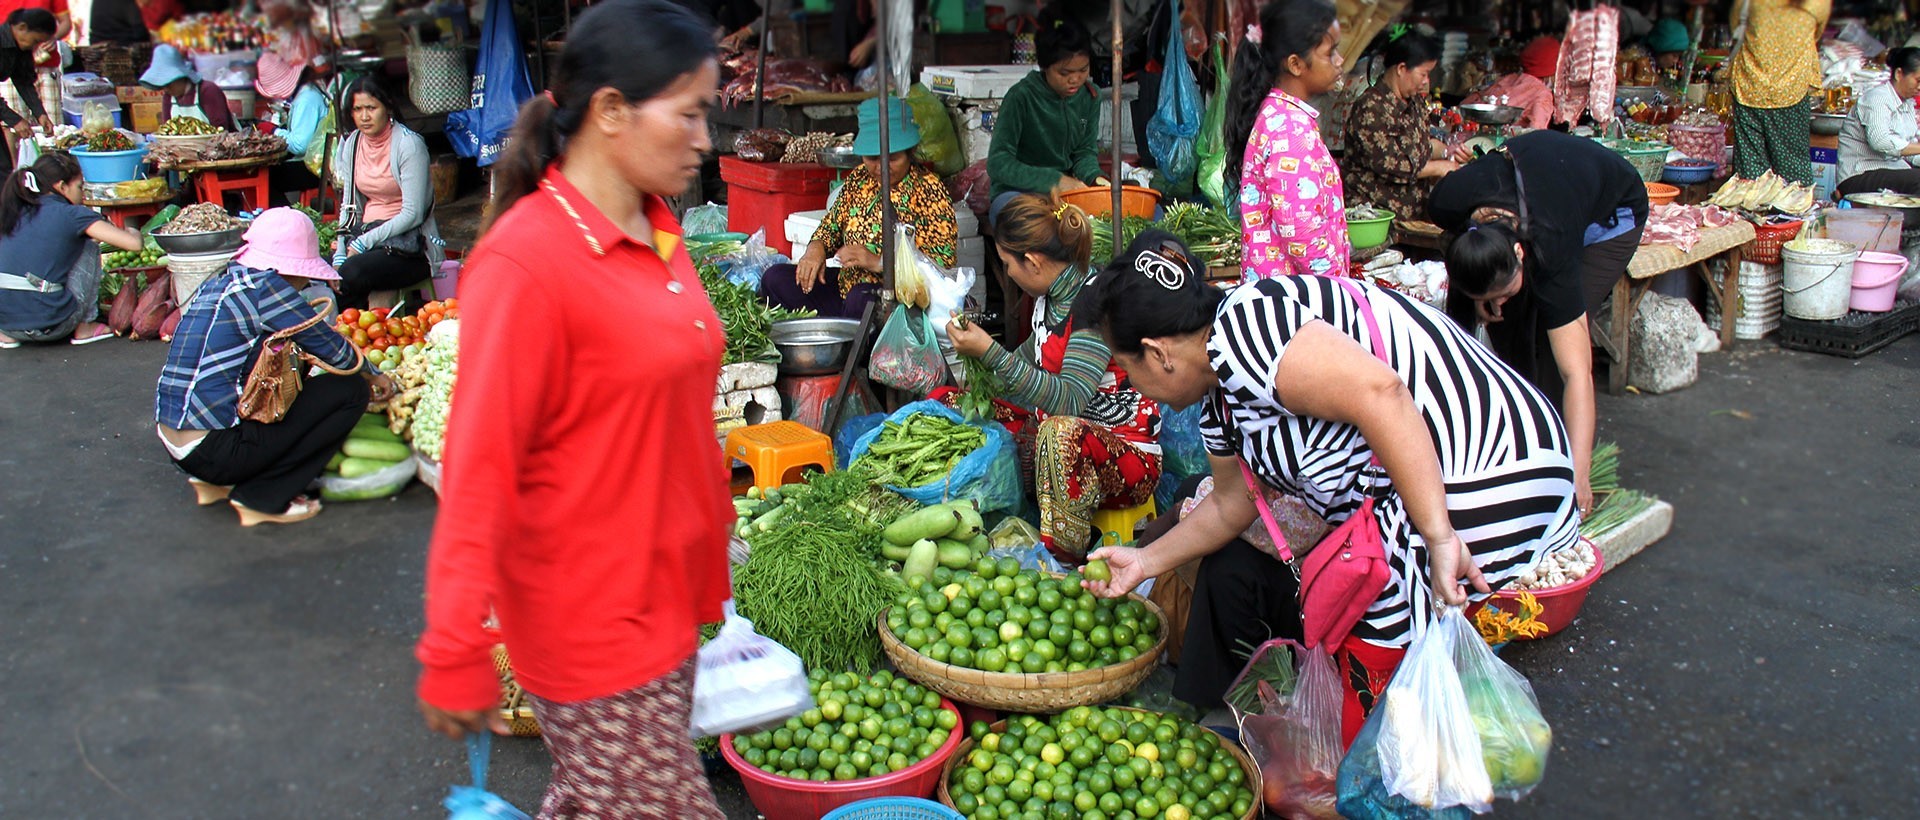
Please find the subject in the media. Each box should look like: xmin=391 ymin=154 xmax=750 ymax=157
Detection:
xmin=853 ymin=414 xmax=986 ymax=487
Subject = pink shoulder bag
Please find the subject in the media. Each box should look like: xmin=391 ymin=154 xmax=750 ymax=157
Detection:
xmin=1241 ymin=278 xmax=1395 ymax=650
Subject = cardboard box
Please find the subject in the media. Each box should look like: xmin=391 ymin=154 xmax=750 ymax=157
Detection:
xmin=117 ymin=86 xmax=164 ymax=134
xmin=1810 ymin=133 xmax=1839 ymax=150
xmin=1811 ymin=146 xmax=1838 ymax=202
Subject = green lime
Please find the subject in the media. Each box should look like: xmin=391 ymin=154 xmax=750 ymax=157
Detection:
xmin=995 ymin=557 xmax=1021 ymax=577
xmin=1083 ymin=559 xmax=1112 ymax=582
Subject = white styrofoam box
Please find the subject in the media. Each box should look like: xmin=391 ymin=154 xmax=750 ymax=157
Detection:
xmin=923 ymin=65 xmax=1032 ymax=99
xmin=718 ymin=361 xmax=779 ymax=393
xmin=715 ymin=386 xmax=783 ymax=426
xmin=959 ymin=236 xmax=986 ymax=304
xmin=786 ymin=204 xmax=978 ymax=254
xmin=949 ymin=99 xmax=1000 ymax=166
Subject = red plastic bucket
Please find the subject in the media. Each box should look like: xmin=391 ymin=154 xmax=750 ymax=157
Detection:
xmin=720 ymin=699 xmax=966 ymax=820
xmin=1849 ymin=251 xmax=1908 ymax=312
xmin=1469 ymin=539 xmax=1605 ymax=638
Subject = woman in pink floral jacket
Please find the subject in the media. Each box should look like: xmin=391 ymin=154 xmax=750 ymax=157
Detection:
xmin=1227 ymin=0 xmax=1348 ymax=281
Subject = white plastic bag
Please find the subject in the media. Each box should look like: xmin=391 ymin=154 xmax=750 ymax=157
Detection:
xmin=689 ymin=600 xmax=813 ymax=738
xmin=317 ymin=454 xmax=417 ymax=502
xmin=15 ymin=134 xmax=38 ymax=169
xmin=926 ymin=265 xmax=975 ymax=346
xmin=1451 ymin=607 xmax=1553 ymax=801
xmin=1375 ymin=608 xmax=1495 ymax=813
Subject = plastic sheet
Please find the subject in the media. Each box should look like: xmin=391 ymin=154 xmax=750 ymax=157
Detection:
xmin=682 ymin=202 xmax=729 ymax=237
xmin=318 ymin=454 xmax=417 ymax=501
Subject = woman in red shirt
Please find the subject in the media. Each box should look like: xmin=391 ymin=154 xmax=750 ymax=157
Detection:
xmin=413 ymin=0 xmax=731 ymax=815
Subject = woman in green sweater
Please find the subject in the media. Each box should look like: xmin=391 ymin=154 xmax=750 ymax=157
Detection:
xmin=986 ymin=13 xmax=1110 ymax=226
xmin=946 ymin=194 xmax=1162 ymax=561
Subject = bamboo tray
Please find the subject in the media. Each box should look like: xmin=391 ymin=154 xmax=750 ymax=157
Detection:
xmin=935 ymin=708 xmax=1262 ymax=820
xmin=878 ymin=587 xmax=1167 ymax=714
xmin=158 ymin=153 xmax=288 ymax=171
xmin=84 ymin=190 xmax=175 ymax=208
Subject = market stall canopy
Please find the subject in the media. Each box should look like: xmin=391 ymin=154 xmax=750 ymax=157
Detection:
xmin=1336 ymin=0 xmax=1413 ymax=67
xmin=446 ymin=0 xmax=533 ymax=166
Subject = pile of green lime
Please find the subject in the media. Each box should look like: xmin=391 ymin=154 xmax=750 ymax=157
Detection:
xmin=885 ymin=559 xmax=1161 ymax=675
xmin=948 ymin=706 xmax=1256 ymax=820
xmin=729 ymin=669 xmax=958 ymax=782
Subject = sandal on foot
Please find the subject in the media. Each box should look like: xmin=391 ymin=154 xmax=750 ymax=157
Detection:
xmin=69 ymin=328 xmax=116 ymax=346
xmin=188 ymin=478 xmax=232 ymax=506
xmin=232 ymin=496 xmax=323 ymax=527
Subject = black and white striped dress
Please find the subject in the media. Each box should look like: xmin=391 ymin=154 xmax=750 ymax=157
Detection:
xmin=1200 ymin=276 xmax=1581 ymax=647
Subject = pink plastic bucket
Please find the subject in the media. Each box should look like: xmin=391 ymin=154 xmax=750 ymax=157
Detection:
xmin=1850 ymin=251 xmax=1908 ymax=312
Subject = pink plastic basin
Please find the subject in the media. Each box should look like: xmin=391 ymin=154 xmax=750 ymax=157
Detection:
xmin=1850 ymin=251 xmax=1908 ymax=312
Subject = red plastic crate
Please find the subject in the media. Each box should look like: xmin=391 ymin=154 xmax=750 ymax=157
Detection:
xmin=720 ymin=156 xmax=838 ymax=256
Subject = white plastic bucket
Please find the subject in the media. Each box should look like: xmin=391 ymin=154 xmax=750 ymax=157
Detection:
xmin=1780 ymin=239 xmax=1859 ymax=321
xmin=168 ymin=250 xmax=239 ymax=306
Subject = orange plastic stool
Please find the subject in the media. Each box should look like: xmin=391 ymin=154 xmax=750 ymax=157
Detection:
xmin=95 ymin=200 xmax=167 ymax=231
xmin=194 ymin=166 xmax=273 ymax=212
xmin=724 ymin=421 xmax=834 ymax=493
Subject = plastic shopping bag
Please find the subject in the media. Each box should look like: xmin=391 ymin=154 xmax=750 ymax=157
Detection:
xmin=1452 ymin=607 xmax=1554 ymax=801
xmin=849 ymin=399 xmax=1022 ymax=513
xmin=1335 ymin=698 xmax=1475 ymax=820
xmin=1233 ymin=642 xmax=1343 ymax=819
xmin=906 ymin=83 xmax=965 ymax=176
xmin=445 ymin=733 xmax=531 ymax=820
xmin=682 ymin=202 xmax=730 ymax=237
xmin=15 ymin=133 xmax=38 ymax=169
xmin=1146 ymin=0 xmax=1204 ymax=194
xmin=317 ymin=454 xmax=418 ymax=502
xmin=689 ymin=600 xmax=813 ymax=738
xmin=870 ymin=307 xmax=949 ymax=394
xmin=1340 ymin=608 xmax=1494 ymax=816
xmin=1196 ymin=41 xmax=1232 ymax=207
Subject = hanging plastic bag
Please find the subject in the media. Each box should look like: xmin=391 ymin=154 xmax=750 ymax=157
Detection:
xmin=1452 ymin=605 xmax=1554 ymax=801
xmin=848 ymin=400 xmax=1022 ymax=512
xmin=906 ymin=83 xmax=966 ymax=176
xmin=1196 ymin=41 xmax=1232 ymax=207
xmin=870 ymin=307 xmax=948 ymax=394
xmin=925 ymin=266 xmax=975 ymax=345
xmin=444 ymin=733 xmax=531 ymax=820
xmin=1335 ymin=700 xmax=1475 ymax=820
xmin=445 ymin=0 xmax=535 ymax=165
xmin=1348 ymin=608 xmax=1495 ymax=815
xmin=891 ymin=223 xmax=935 ymax=309
xmin=1233 ymin=642 xmax=1343 ymax=820
xmin=15 ymin=133 xmax=39 ymax=169
xmin=1146 ymin=0 xmax=1204 ymax=194
xmin=682 ymin=202 xmax=730 ymax=237
xmin=689 ymin=600 xmax=813 ymax=738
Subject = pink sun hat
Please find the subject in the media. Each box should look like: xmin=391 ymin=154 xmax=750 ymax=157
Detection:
xmin=254 ymin=51 xmax=302 ymax=100
xmin=233 ymin=208 xmax=340 ymax=281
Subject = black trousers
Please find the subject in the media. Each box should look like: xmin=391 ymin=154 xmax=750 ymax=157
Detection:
xmin=175 ymin=373 xmax=370 ymax=513
xmin=336 ymin=248 xmax=432 ymax=310
xmin=1483 ymin=227 xmax=1642 ymax=411
xmin=1155 ymin=475 xmax=1305 ymax=710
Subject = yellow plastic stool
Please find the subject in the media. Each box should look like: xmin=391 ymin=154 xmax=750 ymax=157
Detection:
xmin=724 ymin=420 xmax=834 ymax=493
xmin=1091 ymin=498 xmax=1157 ymax=547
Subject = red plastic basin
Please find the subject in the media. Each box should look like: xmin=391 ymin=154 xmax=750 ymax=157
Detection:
xmin=720 ymin=698 xmax=966 ymax=820
xmin=1470 ymin=538 xmax=1604 ymax=638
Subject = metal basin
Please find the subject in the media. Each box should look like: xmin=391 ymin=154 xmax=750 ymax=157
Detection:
xmin=153 ymin=226 xmax=245 ymax=255
xmin=1811 ymin=113 xmax=1846 ymax=136
xmin=1457 ymin=103 xmax=1523 ymax=125
xmin=818 ymin=144 xmax=861 ymax=170
xmin=771 ymin=317 xmax=861 ymax=375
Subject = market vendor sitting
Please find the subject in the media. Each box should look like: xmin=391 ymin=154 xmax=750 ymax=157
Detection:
xmin=762 ymin=95 xmax=957 ymax=319
xmin=1646 ymin=19 xmax=1691 ymax=71
xmin=984 ymin=11 xmax=1109 ymax=226
xmin=1341 ymin=30 xmax=1462 ymax=226
xmin=254 ymin=51 xmax=330 ymax=199
xmin=944 ymin=194 xmax=1161 ymax=561
xmin=1836 ymin=46 xmax=1920 ymax=216
xmin=1461 ymin=35 xmax=1559 ymax=131
xmin=139 ymin=44 xmax=234 ymax=132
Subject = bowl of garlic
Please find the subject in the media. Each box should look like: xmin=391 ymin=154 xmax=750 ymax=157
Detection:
xmin=1476 ymin=538 xmax=1604 ymax=639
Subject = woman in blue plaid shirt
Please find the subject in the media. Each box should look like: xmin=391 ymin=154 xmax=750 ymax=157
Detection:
xmin=156 ymin=209 xmax=397 ymax=526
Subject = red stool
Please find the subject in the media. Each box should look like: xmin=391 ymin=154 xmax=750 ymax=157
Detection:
xmin=90 ymin=200 xmax=168 ymax=231
xmin=194 ymin=167 xmax=273 ymax=212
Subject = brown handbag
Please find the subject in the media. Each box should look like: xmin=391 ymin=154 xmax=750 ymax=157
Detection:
xmin=237 ymin=302 xmax=362 ymax=424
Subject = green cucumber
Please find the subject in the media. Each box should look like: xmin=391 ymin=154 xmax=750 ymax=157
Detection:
xmin=350 ymin=423 xmax=404 ymax=444
xmin=338 ymin=456 xmax=403 ymax=479
xmin=342 ymin=439 xmax=411 ymax=462
xmin=320 ymin=481 xmax=408 ymax=502
xmin=326 ymin=451 xmax=347 ymax=472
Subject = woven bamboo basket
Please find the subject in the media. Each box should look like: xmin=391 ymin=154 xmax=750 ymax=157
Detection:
xmin=490 ymin=644 xmax=542 ymax=737
xmin=935 ymin=708 xmax=1261 ymax=820
xmin=878 ymin=591 xmax=1168 ymax=713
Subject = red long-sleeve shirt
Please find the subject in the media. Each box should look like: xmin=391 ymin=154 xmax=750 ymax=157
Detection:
xmin=416 ymin=167 xmax=732 ymax=710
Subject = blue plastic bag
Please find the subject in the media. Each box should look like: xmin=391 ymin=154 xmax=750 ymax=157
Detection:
xmin=849 ymin=400 xmax=1021 ymax=513
xmin=1153 ymin=401 xmax=1208 ymax=511
xmin=835 ymin=412 xmax=888 ymax=469
xmin=1147 ymin=0 xmax=1204 ymax=191
xmin=446 ymin=0 xmax=534 ymax=166
xmin=446 ymin=733 xmax=531 ymax=820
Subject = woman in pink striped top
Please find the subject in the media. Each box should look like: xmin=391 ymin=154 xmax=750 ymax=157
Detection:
xmin=1228 ymin=0 xmax=1348 ymax=281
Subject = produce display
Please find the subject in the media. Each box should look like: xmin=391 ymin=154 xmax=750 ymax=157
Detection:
xmin=853 ymin=414 xmax=987 ymax=488
xmin=884 ymin=564 xmax=1161 ymax=674
xmin=409 ymin=320 xmax=460 ymax=461
xmin=949 ymin=706 xmax=1256 ymax=820
xmin=780 ymin=132 xmax=850 ymax=164
xmin=81 ymin=129 xmax=136 ymax=152
xmin=1707 ymin=171 xmax=1817 ymax=214
xmin=291 ymin=203 xmax=339 ymax=255
xmin=156 ymin=117 xmax=221 ymax=136
xmin=318 ymin=414 xmax=415 ymax=501
xmin=153 ymin=203 xmax=241 ymax=234
xmin=103 ymin=247 xmax=167 ymax=270
xmin=378 ymin=343 xmax=434 ymax=441
xmin=878 ymin=500 xmax=988 ymax=582
xmin=1513 ymin=542 xmax=1597 ymax=591
xmin=1090 ymin=205 xmax=1241 ymax=270
xmin=728 ymin=670 xmax=957 ymax=782
xmin=331 ymin=300 xmax=458 ymax=369
xmin=199 ymin=131 xmax=286 ymax=162
xmin=1579 ymin=440 xmax=1657 ymax=539
xmin=697 ymin=262 xmax=812 ymax=365
xmin=952 ymin=314 xmax=1002 ymax=422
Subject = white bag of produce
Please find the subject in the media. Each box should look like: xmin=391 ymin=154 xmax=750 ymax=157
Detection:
xmin=317 ymin=454 xmax=418 ymax=502
xmin=688 ymin=600 xmax=813 ymax=739
xmin=1375 ymin=609 xmax=1495 ymax=813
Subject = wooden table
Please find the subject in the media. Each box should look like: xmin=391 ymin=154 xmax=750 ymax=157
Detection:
xmin=1593 ymin=220 xmax=1756 ymax=394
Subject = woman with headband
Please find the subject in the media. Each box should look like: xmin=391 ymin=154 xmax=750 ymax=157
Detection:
xmin=1073 ymin=231 xmax=1579 ymax=744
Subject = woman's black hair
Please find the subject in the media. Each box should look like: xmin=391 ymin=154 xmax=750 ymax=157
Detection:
xmin=1888 ymin=46 xmax=1920 ymax=77
xmin=1443 ymin=220 xmax=1526 ymax=328
xmin=336 ymin=77 xmax=402 ymax=134
xmin=1035 ymin=8 xmax=1094 ymax=69
xmin=1377 ymin=30 xmax=1441 ymax=73
xmin=6 ymin=9 xmax=56 ymax=36
xmin=0 ymin=151 xmax=82 ymax=237
xmin=1074 ymin=230 xmax=1223 ymax=355
xmin=1225 ymin=0 xmax=1339 ymax=190
xmin=485 ymin=0 xmax=717 ymax=233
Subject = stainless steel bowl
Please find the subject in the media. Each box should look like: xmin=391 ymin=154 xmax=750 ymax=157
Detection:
xmin=818 ymin=144 xmax=862 ymax=170
xmin=152 ymin=225 xmax=245 ymax=255
xmin=1457 ymin=103 xmax=1523 ymax=125
xmin=1811 ymin=113 xmax=1847 ymax=136
xmin=771 ymin=317 xmax=861 ymax=375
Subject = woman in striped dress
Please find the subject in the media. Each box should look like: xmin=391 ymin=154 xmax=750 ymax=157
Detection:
xmin=1076 ymin=232 xmax=1579 ymax=742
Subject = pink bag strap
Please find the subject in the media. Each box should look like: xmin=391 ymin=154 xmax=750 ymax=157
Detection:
xmin=1239 ymin=277 xmax=1396 ymax=561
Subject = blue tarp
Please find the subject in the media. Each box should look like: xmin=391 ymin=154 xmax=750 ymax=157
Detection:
xmin=446 ymin=0 xmax=533 ymax=167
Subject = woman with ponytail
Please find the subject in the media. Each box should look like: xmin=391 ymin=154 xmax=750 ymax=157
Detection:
xmin=414 ymin=1 xmax=730 ymax=814
xmin=0 ymin=152 xmax=144 ymax=347
xmin=945 ymin=193 xmax=1161 ymax=559
xmin=1229 ymin=0 xmax=1348 ymax=281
